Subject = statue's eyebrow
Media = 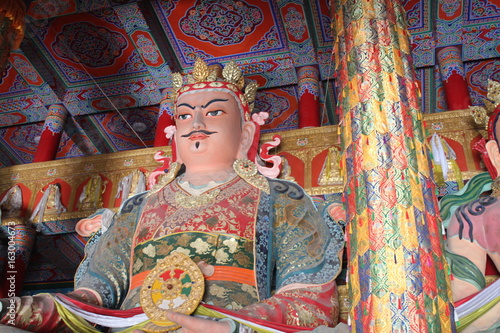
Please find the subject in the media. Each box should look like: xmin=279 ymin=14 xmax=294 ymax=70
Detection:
xmin=177 ymin=98 xmax=229 ymax=110
xmin=202 ymin=98 xmax=229 ymax=108
xmin=177 ymin=103 xmax=195 ymax=109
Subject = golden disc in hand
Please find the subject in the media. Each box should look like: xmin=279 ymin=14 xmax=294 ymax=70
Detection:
xmin=140 ymin=252 xmax=205 ymax=332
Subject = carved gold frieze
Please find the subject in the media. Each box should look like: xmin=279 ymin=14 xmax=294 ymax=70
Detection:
xmin=0 ymin=109 xmax=487 ymax=226
xmin=0 ymin=147 xmax=169 ymax=226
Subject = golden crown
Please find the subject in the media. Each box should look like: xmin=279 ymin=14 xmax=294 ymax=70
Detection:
xmin=171 ymin=59 xmax=259 ymax=114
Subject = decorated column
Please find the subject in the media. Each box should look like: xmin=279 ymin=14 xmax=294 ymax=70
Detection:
xmin=0 ymin=225 xmax=36 ymax=297
xmin=33 ymin=104 xmax=68 ymax=163
xmin=154 ymin=88 xmax=175 ymax=147
xmin=297 ymin=65 xmax=321 ymax=128
xmin=332 ymin=1 xmax=454 ymax=332
xmin=437 ymin=46 xmax=472 ymax=110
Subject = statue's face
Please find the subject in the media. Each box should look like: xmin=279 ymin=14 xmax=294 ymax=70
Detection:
xmin=174 ymin=90 xmax=244 ymax=171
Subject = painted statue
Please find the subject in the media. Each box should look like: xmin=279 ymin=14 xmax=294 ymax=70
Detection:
xmin=116 ymin=169 xmax=146 ymax=201
xmin=28 ymin=183 xmax=66 ymax=224
xmin=0 ymin=59 xmax=345 ymax=333
xmin=79 ymin=174 xmax=107 ymax=211
xmin=444 ymin=107 xmax=500 ymax=332
xmin=0 ymin=185 xmax=22 ymax=220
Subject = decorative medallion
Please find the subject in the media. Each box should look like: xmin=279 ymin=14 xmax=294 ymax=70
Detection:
xmin=284 ymin=6 xmax=306 ymax=41
xmin=180 ymin=0 xmax=263 ymax=46
xmin=233 ymin=158 xmax=258 ymax=177
xmin=296 ymin=138 xmax=308 ymax=146
xmin=52 ymin=22 xmax=127 ymax=67
xmin=140 ymin=252 xmax=204 ymax=333
xmin=233 ymin=158 xmax=270 ymax=193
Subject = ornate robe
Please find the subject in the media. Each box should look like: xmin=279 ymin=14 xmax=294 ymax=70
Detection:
xmin=75 ymin=176 xmax=344 ymax=327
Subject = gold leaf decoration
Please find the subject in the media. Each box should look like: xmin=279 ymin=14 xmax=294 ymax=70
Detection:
xmin=222 ymin=61 xmax=242 ymax=86
xmin=245 ymin=81 xmax=259 ymax=104
xmin=171 ymin=73 xmax=183 ymax=93
xmin=191 ymin=58 xmax=209 ymax=83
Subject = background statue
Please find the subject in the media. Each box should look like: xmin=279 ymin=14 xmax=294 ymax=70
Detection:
xmin=0 ymin=185 xmax=22 ymax=220
xmin=444 ymin=106 xmax=500 ymax=332
xmin=78 ymin=174 xmax=107 ymax=211
xmin=29 ymin=183 xmax=66 ymax=225
xmin=116 ymin=169 xmax=146 ymax=202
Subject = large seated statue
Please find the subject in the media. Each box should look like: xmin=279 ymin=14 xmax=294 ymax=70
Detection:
xmin=444 ymin=107 xmax=500 ymax=332
xmin=0 ymin=59 xmax=345 ymax=333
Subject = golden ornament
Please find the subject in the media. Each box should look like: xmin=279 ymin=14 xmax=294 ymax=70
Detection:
xmin=140 ymin=252 xmax=205 ymax=332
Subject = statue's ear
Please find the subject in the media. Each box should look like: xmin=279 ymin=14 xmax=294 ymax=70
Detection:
xmin=237 ymin=121 xmax=256 ymax=159
xmin=486 ymin=139 xmax=500 ymax=175
xmin=171 ymin=134 xmax=182 ymax=164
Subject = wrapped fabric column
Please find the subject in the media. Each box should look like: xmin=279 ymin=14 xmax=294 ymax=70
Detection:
xmin=33 ymin=104 xmax=68 ymax=163
xmin=331 ymin=1 xmax=454 ymax=331
xmin=297 ymin=65 xmax=321 ymax=128
xmin=436 ymin=46 xmax=472 ymax=111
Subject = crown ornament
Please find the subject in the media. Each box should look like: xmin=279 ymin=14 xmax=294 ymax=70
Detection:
xmin=171 ymin=59 xmax=259 ymax=116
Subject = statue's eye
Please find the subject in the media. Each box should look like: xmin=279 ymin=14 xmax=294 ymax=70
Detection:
xmin=178 ymin=114 xmax=192 ymax=120
xmin=206 ymin=110 xmax=224 ymax=117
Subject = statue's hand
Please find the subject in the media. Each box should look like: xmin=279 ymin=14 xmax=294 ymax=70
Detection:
xmin=197 ymin=261 xmax=214 ymax=277
xmin=168 ymin=312 xmax=232 ymax=333
xmin=75 ymin=216 xmax=102 ymax=237
xmin=133 ymin=312 xmax=232 ymax=333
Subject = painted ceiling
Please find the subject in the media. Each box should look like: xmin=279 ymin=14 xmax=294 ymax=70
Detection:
xmin=1 ymin=0 xmax=500 ymax=168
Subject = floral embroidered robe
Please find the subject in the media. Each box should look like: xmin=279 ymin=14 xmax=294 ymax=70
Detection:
xmin=76 ymin=176 xmax=344 ymax=327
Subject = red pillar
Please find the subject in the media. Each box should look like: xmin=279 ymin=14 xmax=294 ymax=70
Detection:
xmin=297 ymin=65 xmax=321 ymax=128
xmin=33 ymin=104 xmax=68 ymax=163
xmin=0 ymin=224 xmax=36 ymax=297
xmin=154 ymin=88 xmax=175 ymax=147
xmin=437 ymin=46 xmax=472 ymax=110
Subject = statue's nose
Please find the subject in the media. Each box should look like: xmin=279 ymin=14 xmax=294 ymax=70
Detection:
xmin=191 ymin=112 xmax=206 ymax=129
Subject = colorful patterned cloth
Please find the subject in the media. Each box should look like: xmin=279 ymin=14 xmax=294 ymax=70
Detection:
xmin=331 ymin=0 xmax=454 ymax=331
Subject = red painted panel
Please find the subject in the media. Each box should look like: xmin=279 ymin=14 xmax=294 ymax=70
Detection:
xmin=131 ymin=30 xmax=165 ymax=68
xmin=167 ymin=0 xmax=278 ymax=58
xmin=9 ymin=53 xmax=44 ymax=86
xmin=280 ymin=3 xmax=309 ymax=43
xmin=42 ymin=13 xmax=135 ymax=77
xmin=27 ymin=0 xmax=77 ymax=19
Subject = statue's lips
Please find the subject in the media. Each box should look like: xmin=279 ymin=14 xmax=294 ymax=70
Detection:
xmin=189 ymin=133 xmax=209 ymax=140
xmin=181 ymin=130 xmax=216 ymax=140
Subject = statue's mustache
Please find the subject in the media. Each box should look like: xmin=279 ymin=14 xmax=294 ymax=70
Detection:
xmin=181 ymin=130 xmax=217 ymax=137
